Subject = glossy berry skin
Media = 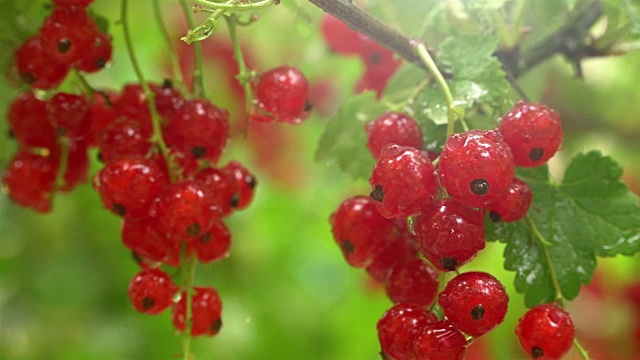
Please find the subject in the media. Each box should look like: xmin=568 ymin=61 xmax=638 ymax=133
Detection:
xmin=329 ymin=195 xmax=396 ymax=268
xmin=93 ymin=158 xmax=168 ymax=219
xmin=253 ymin=66 xmax=311 ymax=124
xmin=191 ymin=221 xmax=232 ymax=263
xmin=413 ymin=320 xmax=468 ymax=360
xmin=154 ymin=179 xmax=220 ymax=242
xmin=515 ymin=303 xmax=574 ymax=360
xmin=127 ymin=268 xmax=178 ymax=315
xmin=223 ymin=161 xmax=256 ymax=210
xmin=76 ymin=32 xmax=113 ymax=73
xmin=414 ymin=199 xmax=485 ymax=272
xmin=14 ymin=36 xmax=70 ymax=89
xmin=8 ymin=92 xmax=57 ymax=150
xmin=384 ymin=258 xmax=439 ymax=307
xmin=487 ymin=178 xmax=532 ymax=222
xmin=151 ymin=81 xmax=185 ymax=119
xmin=2 ymin=151 xmax=58 ymax=213
xmin=97 ymin=117 xmax=152 ymax=163
xmin=121 ymin=216 xmax=180 ymax=267
xmin=164 ymin=99 xmax=230 ymax=163
xmin=195 ymin=166 xmax=238 ymax=217
xmin=173 ymin=287 xmax=223 ymax=337
xmin=377 ymin=302 xmax=438 ymax=360
xmin=439 ymin=130 xmax=514 ymax=208
xmin=499 ymin=101 xmax=563 ymax=168
xmin=47 ymin=93 xmax=91 ymax=139
xmin=438 ymin=271 xmax=509 ymax=337
xmin=366 ymin=234 xmax=417 ymax=283
xmin=58 ymin=140 xmax=89 ymax=192
xmin=369 ymin=144 xmax=438 ymax=219
xmin=365 ymin=112 xmax=423 ymax=159
xmin=39 ymin=6 xmax=99 ymax=65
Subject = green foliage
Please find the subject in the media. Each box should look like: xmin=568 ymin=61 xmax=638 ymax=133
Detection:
xmin=486 ymin=151 xmax=640 ymax=307
xmin=315 ymin=91 xmax=385 ymax=180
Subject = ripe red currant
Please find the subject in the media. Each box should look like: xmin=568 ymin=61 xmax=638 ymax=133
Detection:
xmin=413 ymin=320 xmax=468 ymax=360
xmin=8 ymin=91 xmax=57 ymax=150
xmin=223 ymin=161 xmax=257 ymax=210
xmin=499 ymin=101 xmax=563 ymax=168
xmin=253 ymin=66 xmax=311 ymax=124
xmin=76 ymin=31 xmax=113 ymax=73
xmin=377 ymin=302 xmax=438 ymax=360
xmin=414 ymin=199 xmax=485 ymax=271
xmin=121 ymin=216 xmax=180 ymax=267
xmin=2 ymin=151 xmax=58 ymax=213
xmin=438 ymin=271 xmax=509 ymax=337
xmin=128 ymin=268 xmax=178 ymax=315
xmin=487 ymin=177 xmax=532 ymax=222
xmin=365 ymin=112 xmax=423 ymax=159
xmin=39 ymin=5 xmax=99 ymax=64
xmin=438 ymin=130 xmax=515 ymax=208
xmin=14 ymin=35 xmax=70 ymax=89
xmin=384 ymin=258 xmax=439 ymax=307
xmin=515 ymin=303 xmax=575 ymax=360
xmin=366 ymin=233 xmax=417 ymax=283
xmin=173 ymin=287 xmax=223 ymax=337
xmin=190 ymin=221 xmax=232 ymax=263
xmin=195 ymin=166 xmax=239 ymax=217
xmin=47 ymin=93 xmax=92 ymax=139
xmin=369 ymin=144 xmax=438 ymax=219
xmin=319 ymin=14 xmax=361 ymax=55
xmin=97 ymin=117 xmax=152 ymax=163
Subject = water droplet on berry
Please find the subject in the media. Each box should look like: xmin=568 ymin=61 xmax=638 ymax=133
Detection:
xmin=471 ymin=304 xmax=485 ymax=320
xmin=370 ymin=184 xmax=384 ymax=202
xmin=470 ymin=179 xmax=489 ymax=195
xmin=529 ymin=147 xmax=544 ymax=161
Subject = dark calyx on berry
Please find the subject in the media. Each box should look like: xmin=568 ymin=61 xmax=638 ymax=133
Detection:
xmin=230 ymin=193 xmax=240 ymax=208
xmin=529 ymin=148 xmax=544 ymax=161
xmin=339 ymin=240 xmax=355 ymax=255
xmin=489 ymin=211 xmax=502 ymax=222
xmin=370 ymin=184 xmax=384 ymax=202
xmin=246 ymin=175 xmax=257 ymax=189
xmin=57 ymin=39 xmax=72 ymax=54
xmin=304 ymin=100 xmax=313 ymax=112
xmin=440 ymin=257 xmax=458 ymax=271
xmin=141 ymin=297 xmax=155 ymax=310
xmin=200 ymin=233 xmax=212 ymax=244
xmin=210 ymin=318 xmax=223 ymax=333
xmin=191 ymin=146 xmax=207 ymax=158
xmin=95 ymin=57 xmax=107 ymax=68
xmin=470 ymin=178 xmax=489 ymax=195
xmin=471 ymin=305 xmax=485 ymax=320
xmin=531 ymin=346 xmax=544 ymax=359
xmin=186 ymin=223 xmax=201 ymax=237
xmin=22 ymin=73 xmax=36 ymax=84
xmin=112 ymin=203 xmax=126 ymax=217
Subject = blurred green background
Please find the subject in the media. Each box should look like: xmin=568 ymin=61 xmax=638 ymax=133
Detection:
xmin=0 ymin=1 xmax=639 ymax=359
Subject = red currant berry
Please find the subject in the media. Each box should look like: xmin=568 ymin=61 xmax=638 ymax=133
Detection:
xmin=47 ymin=93 xmax=92 ymax=139
xmin=154 ymin=179 xmax=220 ymax=241
xmin=57 ymin=139 xmax=89 ymax=192
xmin=377 ymin=302 xmax=438 ymax=360
xmin=515 ymin=303 xmax=575 ymax=360
xmin=487 ymin=178 xmax=532 ymax=222
xmin=151 ymin=80 xmax=185 ymax=119
xmin=93 ymin=158 xmax=168 ymax=219
xmin=76 ymin=31 xmax=113 ymax=73
xmin=329 ymin=195 xmax=396 ymax=268
xmin=253 ymin=66 xmax=311 ymax=124
xmin=2 ymin=151 xmax=58 ymax=213
xmin=39 ymin=6 xmax=99 ymax=64
xmin=121 ymin=216 xmax=180 ymax=267
xmin=190 ymin=221 xmax=231 ymax=263
xmin=414 ymin=199 xmax=485 ymax=272
xmin=413 ymin=320 xmax=468 ymax=360
xmin=113 ymin=84 xmax=153 ymax=133
xmin=438 ymin=130 xmax=515 ymax=208
xmin=173 ymin=287 xmax=223 ymax=337
xmin=438 ymin=271 xmax=509 ymax=337
xmin=365 ymin=112 xmax=423 ymax=159
xmin=128 ymin=268 xmax=178 ymax=315
xmin=195 ymin=166 xmax=239 ymax=217
xmin=369 ymin=144 xmax=438 ymax=219
xmin=86 ymin=91 xmax=118 ymax=147
xmin=223 ymin=161 xmax=257 ymax=210
xmin=384 ymin=258 xmax=439 ymax=307
xmin=355 ymin=36 xmax=401 ymax=97
xmin=499 ymin=101 xmax=563 ymax=168
xmin=320 ymin=14 xmax=361 ymax=55
xmin=14 ymin=35 xmax=70 ymax=89
xmin=366 ymin=233 xmax=417 ymax=283
xmin=97 ymin=117 xmax=152 ymax=163
xmin=163 ymin=99 xmax=230 ymax=163
xmin=7 ymin=91 xmax=57 ymax=150
xmin=52 ymin=0 xmax=94 ymax=7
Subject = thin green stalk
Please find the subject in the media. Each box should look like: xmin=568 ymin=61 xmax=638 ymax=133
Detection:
xmin=194 ymin=0 xmax=274 ymax=11
xmin=573 ymin=338 xmax=591 ymax=360
xmin=429 ymin=272 xmax=447 ymax=312
xmin=525 ymin=214 xmax=564 ymax=304
xmin=53 ymin=138 xmax=70 ymax=194
xmin=415 ymin=43 xmax=462 ymax=136
xmin=121 ymin=0 xmax=175 ymax=182
xmin=73 ymin=69 xmax=95 ymax=100
xmin=384 ymin=78 xmax=429 ymax=112
xmin=181 ymin=0 xmax=234 ymax=45
xmin=225 ymin=15 xmax=254 ymax=129
xmin=153 ymin=0 xmax=187 ymax=91
xmin=181 ymin=251 xmax=197 ymax=360
xmin=179 ymin=0 xmax=206 ymax=98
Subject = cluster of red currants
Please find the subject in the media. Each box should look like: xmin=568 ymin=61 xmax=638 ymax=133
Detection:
xmin=330 ymin=101 xmax=567 ymax=359
xmin=320 ymin=14 xmax=402 ymax=97
xmin=14 ymin=0 xmax=112 ymax=90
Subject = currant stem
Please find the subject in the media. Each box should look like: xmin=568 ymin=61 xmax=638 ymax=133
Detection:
xmin=121 ymin=0 xmax=176 ymax=182
xmin=415 ymin=43 xmax=462 ymax=137
xmin=525 ymin=213 xmax=564 ymax=304
xmin=181 ymin=0 xmax=234 ymax=44
xmin=73 ymin=69 xmax=95 ymax=100
xmin=53 ymin=137 xmax=70 ymax=194
xmin=153 ymin=0 xmax=187 ymax=92
xmin=384 ymin=78 xmax=429 ymax=112
xmin=573 ymin=337 xmax=592 ymax=360
xmin=181 ymin=249 xmax=197 ymax=360
xmin=179 ymin=0 xmax=207 ymax=98
xmin=193 ymin=0 xmax=275 ymax=11
xmin=225 ymin=15 xmax=254 ymax=131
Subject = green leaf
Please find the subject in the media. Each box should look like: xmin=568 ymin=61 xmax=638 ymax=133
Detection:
xmin=315 ymin=92 xmax=386 ymax=180
xmin=486 ymin=151 xmax=640 ymax=307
